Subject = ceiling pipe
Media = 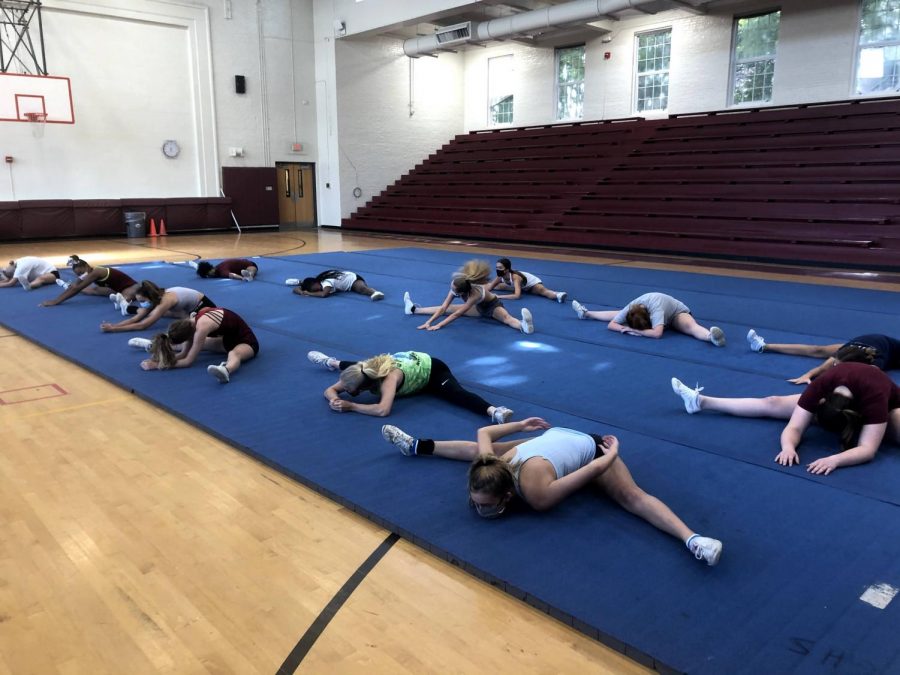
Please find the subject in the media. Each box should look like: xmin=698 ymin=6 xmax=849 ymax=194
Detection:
xmin=403 ymin=0 xmax=662 ymax=57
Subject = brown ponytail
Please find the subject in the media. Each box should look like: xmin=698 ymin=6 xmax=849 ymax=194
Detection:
xmin=138 ymin=280 xmax=165 ymax=306
xmin=150 ymin=318 xmax=196 ymax=369
xmin=816 ymin=393 xmax=864 ymax=450
xmin=467 ymin=454 xmax=515 ymax=499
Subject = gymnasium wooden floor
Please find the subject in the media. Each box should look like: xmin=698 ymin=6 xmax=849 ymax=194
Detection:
xmin=1 ymin=229 xmax=896 ymax=675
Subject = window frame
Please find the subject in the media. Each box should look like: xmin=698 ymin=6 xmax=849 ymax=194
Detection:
xmin=554 ymin=44 xmax=586 ymax=121
xmin=633 ymin=27 xmax=673 ymax=115
xmin=728 ymin=8 xmax=781 ymax=107
xmin=487 ymin=54 xmax=515 ymax=128
xmin=853 ymin=0 xmax=900 ymax=96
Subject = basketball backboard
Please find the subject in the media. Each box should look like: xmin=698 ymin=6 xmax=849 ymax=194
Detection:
xmin=0 ymin=72 xmax=75 ymax=124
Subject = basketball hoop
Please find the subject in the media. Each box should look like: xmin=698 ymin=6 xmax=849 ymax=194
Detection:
xmin=24 ymin=111 xmax=48 ymax=138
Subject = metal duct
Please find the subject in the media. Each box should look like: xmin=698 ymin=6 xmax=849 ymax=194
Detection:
xmin=403 ymin=0 xmax=660 ymax=57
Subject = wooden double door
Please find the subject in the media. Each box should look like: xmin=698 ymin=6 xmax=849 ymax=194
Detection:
xmin=276 ymin=162 xmax=315 ymax=227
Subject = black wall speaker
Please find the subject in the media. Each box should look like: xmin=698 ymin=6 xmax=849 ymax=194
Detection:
xmin=235 ymin=75 xmax=246 ymax=94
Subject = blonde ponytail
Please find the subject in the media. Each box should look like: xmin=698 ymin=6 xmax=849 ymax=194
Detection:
xmin=457 ymin=259 xmax=491 ymax=284
xmin=339 ymin=354 xmax=395 ymax=391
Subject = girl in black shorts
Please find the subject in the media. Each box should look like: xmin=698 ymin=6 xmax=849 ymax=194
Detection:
xmin=403 ymin=259 xmax=534 ymax=334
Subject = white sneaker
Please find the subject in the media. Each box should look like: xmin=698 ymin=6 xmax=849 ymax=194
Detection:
xmin=572 ymin=299 xmax=587 ymax=320
xmin=307 ymin=350 xmax=337 ymax=371
xmin=382 ymin=424 xmax=417 ymax=456
xmin=403 ymin=291 xmax=415 ymax=315
xmin=18 ymin=277 xmax=32 ymax=291
xmin=128 ymin=337 xmax=153 ymax=352
xmin=109 ymin=293 xmax=118 ymax=304
xmin=520 ymin=308 xmax=534 ymax=335
xmin=688 ymin=535 xmax=723 ymax=566
xmin=747 ymin=329 xmax=766 ymax=353
xmin=240 ymin=269 xmax=253 ymax=282
xmin=556 ymin=291 xmax=567 ymax=304
xmin=491 ymin=406 xmax=513 ymax=424
xmin=188 ymin=260 xmax=199 ymax=270
xmin=709 ymin=326 xmax=726 ymax=347
xmin=285 ymin=278 xmax=301 ymax=286
xmin=671 ymin=377 xmax=703 ymax=414
xmin=55 ymin=278 xmax=70 ymax=289
xmin=207 ymin=362 xmax=230 ymax=383
xmin=370 ymin=291 xmax=385 ymax=301
xmin=116 ymin=293 xmax=130 ymax=316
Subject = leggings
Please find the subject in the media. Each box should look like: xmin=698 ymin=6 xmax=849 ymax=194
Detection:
xmin=338 ymin=357 xmax=492 ymax=414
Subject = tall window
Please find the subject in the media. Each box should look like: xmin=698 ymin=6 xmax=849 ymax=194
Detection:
xmin=635 ymin=29 xmax=671 ymax=113
xmin=856 ymin=0 xmax=900 ymax=94
xmin=731 ymin=10 xmax=781 ymax=105
xmin=488 ymin=55 xmax=514 ymax=126
xmin=556 ymin=45 xmax=585 ymax=120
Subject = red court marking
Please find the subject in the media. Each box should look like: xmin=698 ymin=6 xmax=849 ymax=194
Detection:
xmin=0 ymin=383 xmax=68 ymax=405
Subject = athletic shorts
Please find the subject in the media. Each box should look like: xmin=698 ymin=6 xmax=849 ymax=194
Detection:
xmin=477 ymin=296 xmax=503 ymax=318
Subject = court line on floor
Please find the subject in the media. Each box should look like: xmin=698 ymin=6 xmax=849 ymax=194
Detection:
xmin=276 ymin=532 xmax=400 ymax=674
xmin=17 ymin=396 xmax=130 ymax=418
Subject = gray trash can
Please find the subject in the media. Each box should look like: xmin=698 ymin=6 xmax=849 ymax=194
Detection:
xmin=124 ymin=211 xmax=147 ymax=238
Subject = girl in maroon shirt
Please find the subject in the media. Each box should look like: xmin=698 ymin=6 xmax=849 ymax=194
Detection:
xmin=195 ymin=258 xmax=258 ymax=281
xmin=671 ymin=362 xmax=900 ymax=475
xmin=141 ymin=307 xmax=258 ymax=383
xmin=40 ymin=255 xmax=139 ymax=308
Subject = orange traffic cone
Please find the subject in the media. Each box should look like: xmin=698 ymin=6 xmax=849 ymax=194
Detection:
xmin=148 ymin=218 xmax=158 ymax=237
xmin=158 ymin=218 xmax=167 ymax=236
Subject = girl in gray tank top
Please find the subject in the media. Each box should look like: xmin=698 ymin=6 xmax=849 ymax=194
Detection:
xmin=101 ymin=280 xmax=214 ymax=334
xmin=380 ymin=417 xmax=723 ymax=566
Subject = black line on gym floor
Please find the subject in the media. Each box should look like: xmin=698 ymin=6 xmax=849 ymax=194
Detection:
xmin=275 ymin=532 xmax=400 ymax=675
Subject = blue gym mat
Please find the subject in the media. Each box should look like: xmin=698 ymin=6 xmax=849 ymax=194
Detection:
xmin=3 ymin=248 xmax=899 ymax=674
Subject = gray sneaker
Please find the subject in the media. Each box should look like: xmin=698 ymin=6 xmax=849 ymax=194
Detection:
xmin=671 ymin=377 xmax=703 ymax=414
xmin=709 ymin=326 xmax=726 ymax=347
xmin=382 ymin=424 xmax=417 ymax=456
xmin=571 ymin=300 xmax=587 ymax=320
xmin=207 ymin=362 xmax=230 ymax=383
xmin=491 ymin=406 xmax=514 ymax=424
xmin=688 ymin=536 xmax=723 ymax=566
xmin=747 ymin=329 xmax=766 ymax=353
xmin=307 ymin=350 xmax=337 ymax=371
xmin=520 ymin=308 xmax=534 ymax=335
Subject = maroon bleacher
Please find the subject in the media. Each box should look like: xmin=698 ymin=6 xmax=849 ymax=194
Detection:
xmin=342 ymin=99 xmax=900 ymax=268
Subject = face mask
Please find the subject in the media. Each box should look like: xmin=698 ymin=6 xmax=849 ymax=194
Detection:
xmin=138 ymin=301 xmax=153 ymax=309
xmin=469 ymin=496 xmax=508 ymax=519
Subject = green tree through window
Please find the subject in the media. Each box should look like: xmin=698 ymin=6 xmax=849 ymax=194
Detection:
xmin=636 ymin=29 xmax=671 ymax=112
xmin=857 ymin=0 xmax=900 ymax=94
xmin=556 ymin=45 xmax=585 ymax=120
xmin=731 ymin=11 xmax=780 ymax=104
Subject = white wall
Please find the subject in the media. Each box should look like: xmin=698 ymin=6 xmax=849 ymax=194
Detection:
xmin=1 ymin=0 xmax=316 ymax=202
xmin=334 ymin=36 xmax=465 ymax=219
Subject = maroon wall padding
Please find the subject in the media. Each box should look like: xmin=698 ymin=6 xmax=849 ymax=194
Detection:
xmin=20 ymin=200 xmax=75 ymax=238
xmin=164 ymin=198 xmax=208 ymax=232
xmin=120 ymin=199 xmax=168 ymax=230
xmin=206 ymin=198 xmax=233 ymax=229
xmin=0 ymin=202 xmax=22 ymax=240
xmin=222 ymin=167 xmax=279 ymax=226
xmin=73 ymin=200 xmax=123 ymax=236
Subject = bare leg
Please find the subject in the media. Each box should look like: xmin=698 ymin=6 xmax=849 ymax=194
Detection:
xmin=30 ymin=273 xmax=58 ymax=288
xmin=432 ymin=438 xmax=520 ymax=461
xmin=584 ymin=309 xmax=619 ymax=321
xmin=595 ymin=457 xmax=694 ymax=542
xmin=82 ymin=285 xmax=113 ymax=296
xmin=490 ymin=305 xmax=524 ymax=331
xmin=224 ymin=343 xmax=255 ymax=374
xmin=699 ymin=393 xmax=799 ymax=418
xmin=350 ymin=279 xmax=378 ymax=296
xmin=764 ymin=343 xmax=841 ymax=357
xmin=671 ymin=312 xmax=711 ymax=341
xmin=202 ymin=337 xmax=227 ymax=352
xmin=413 ymin=304 xmax=477 ymax=316
xmin=530 ymin=283 xmax=558 ymax=300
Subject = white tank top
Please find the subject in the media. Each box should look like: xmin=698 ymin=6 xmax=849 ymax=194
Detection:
xmin=168 ymin=287 xmax=204 ymax=314
xmin=510 ymin=427 xmax=596 ymax=492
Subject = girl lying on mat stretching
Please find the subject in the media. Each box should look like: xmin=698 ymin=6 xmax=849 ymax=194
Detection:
xmin=140 ymin=307 xmax=258 ymax=383
xmin=40 ymin=255 xmax=139 ymax=309
xmin=747 ymin=330 xmax=900 ymax=384
xmin=100 ymin=281 xmax=216 ymax=333
xmin=381 ymin=417 xmax=723 ymax=566
xmin=485 ymin=258 xmax=567 ymax=304
xmin=286 ymin=269 xmax=384 ymax=301
xmin=194 ymin=258 xmax=258 ymax=282
xmin=0 ymin=257 xmax=60 ymax=291
xmin=571 ymin=291 xmax=725 ymax=346
xmin=403 ymin=260 xmax=534 ymax=334
xmin=307 ymin=349 xmax=513 ymax=423
xmin=671 ymin=361 xmax=900 ymax=475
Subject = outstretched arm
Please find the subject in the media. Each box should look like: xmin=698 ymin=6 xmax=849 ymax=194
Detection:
xmin=329 ymin=370 xmax=401 ymax=416
xmin=775 ymin=406 xmax=813 ymax=466
xmin=788 ymin=357 xmax=837 ymax=385
xmin=608 ymin=320 xmax=664 ymax=338
xmin=806 ymin=423 xmax=885 ymax=475
xmin=494 ymin=276 xmax=522 ymax=300
xmin=40 ymin=272 xmax=98 ymax=306
xmin=476 ymin=417 xmax=550 ymax=455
